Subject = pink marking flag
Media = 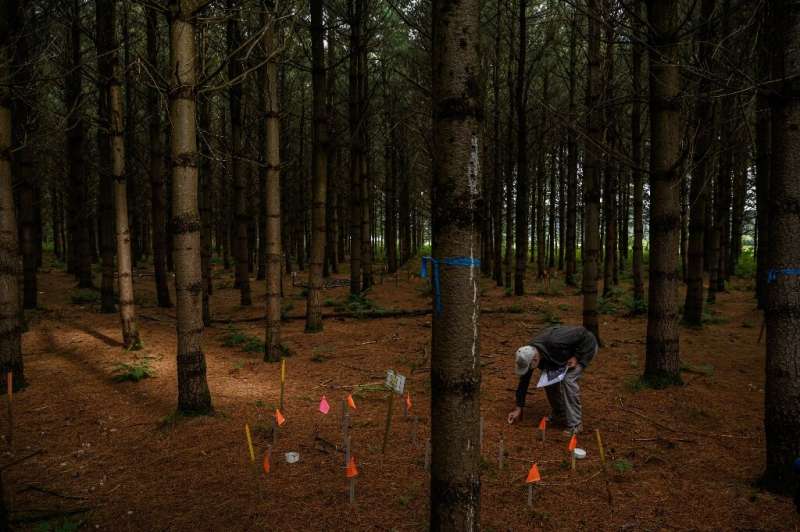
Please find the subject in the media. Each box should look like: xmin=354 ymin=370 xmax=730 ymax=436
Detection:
xmin=319 ymin=395 xmax=330 ymax=414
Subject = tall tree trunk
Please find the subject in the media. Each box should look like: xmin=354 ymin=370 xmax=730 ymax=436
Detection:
xmin=99 ymin=0 xmax=140 ymax=348
xmin=755 ymin=3 xmax=771 ymax=309
xmin=630 ymin=0 xmax=644 ymax=304
xmin=565 ymin=6 xmax=578 ymax=286
xmin=684 ymin=0 xmax=715 ymax=326
xmin=644 ymin=0 xmax=682 ymax=385
xmin=326 ymin=26 xmax=340 ymax=277
xmin=169 ymin=0 xmax=212 ymax=414
xmin=0 ymin=0 xmax=25 ymax=390
xmin=728 ymin=141 xmax=747 ymax=275
xmin=199 ymin=23 xmax=213 ymax=326
xmin=348 ymin=0 xmax=362 ymax=294
xmin=514 ymin=0 xmax=529 ymax=295
xmin=504 ymin=11 xmax=515 ymax=291
xmin=263 ymin=14 xmax=283 ymax=362
xmin=536 ymin=70 xmax=548 ymax=278
xmin=65 ymin=0 xmax=92 ymax=289
xmin=11 ymin=3 xmax=35 ymax=310
xmin=548 ymin=150 xmax=556 ymax=269
xmin=430 ymin=0 xmax=482 ymax=526
xmin=97 ymin=0 xmax=117 ymax=314
xmin=558 ymin=143 xmax=566 ymax=270
xmin=359 ymin=32 xmax=372 ymax=291
xmin=122 ymin=1 xmax=139 ymax=267
xmin=147 ymin=7 xmax=172 ymax=308
xmin=228 ymin=0 xmax=251 ymax=306
xmin=602 ymin=5 xmax=617 ymax=296
xmin=306 ymin=0 xmax=328 ymax=333
xmin=763 ymin=0 xmax=800 ymax=495
xmin=491 ymin=0 xmax=503 ymax=286
xmin=583 ymin=0 xmax=603 ymax=340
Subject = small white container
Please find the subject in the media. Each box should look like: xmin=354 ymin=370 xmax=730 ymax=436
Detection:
xmin=285 ymin=452 xmax=300 ymax=463
xmin=573 ymin=448 xmax=587 ymax=459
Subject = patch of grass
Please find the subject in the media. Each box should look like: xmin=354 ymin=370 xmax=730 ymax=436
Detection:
xmin=507 ymin=304 xmax=524 ymax=314
xmin=233 ymin=360 xmax=245 ymax=370
xmin=222 ymin=326 xmax=248 ymax=347
xmin=541 ymin=308 xmax=562 ymax=325
xmin=242 ymin=336 xmax=266 ymax=353
xmin=626 ymin=370 xmax=683 ymax=391
xmin=335 ymin=294 xmax=383 ymax=317
xmin=626 ymin=353 xmax=639 ymax=369
xmin=112 ymin=359 xmax=154 ymax=382
xmin=351 ymin=383 xmax=389 ymax=398
xmin=741 ymin=319 xmax=755 ymax=329
xmin=597 ymin=296 xmax=618 ymax=315
xmin=70 ymin=289 xmax=100 ymax=305
xmin=612 ymin=458 xmax=634 ymax=474
xmin=323 ymin=298 xmax=337 ymax=307
xmin=624 ymin=295 xmax=648 ymax=315
xmin=503 ymin=286 xmax=513 ymax=297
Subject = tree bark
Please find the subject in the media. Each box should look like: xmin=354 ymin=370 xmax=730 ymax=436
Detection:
xmin=630 ymin=0 xmax=644 ymax=304
xmin=263 ymin=12 xmax=282 ymax=362
xmin=430 ymin=0 xmax=483 ymax=526
xmin=66 ymin=0 xmax=92 ymax=289
xmin=348 ymin=0 xmax=362 ymax=294
xmin=306 ymin=0 xmax=328 ymax=333
xmin=169 ymin=0 xmax=212 ymax=414
xmin=755 ymin=3 xmax=771 ymax=309
xmin=227 ymin=0 xmax=251 ymax=306
xmin=147 ymin=7 xmax=172 ymax=309
xmin=602 ymin=5 xmax=617 ymax=296
xmin=565 ymin=6 xmax=578 ymax=286
xmin=763 ymin=0 xmax=800 ymax=496
xmin=583 ymin=0 xmax=602 ymax=340
xmin=684 ymin=0 xmax=715 ymax=326
xmin=643 ymin=0 xmax=682 ymax=385
xmin=0 ymin=0 xmax=25 ymax=389
xmin=514 ymin=0 xmax=529 ymax=296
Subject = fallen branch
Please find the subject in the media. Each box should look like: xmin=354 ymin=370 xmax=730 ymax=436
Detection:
xmin=18 ymin=485 xmax=87 ymax=501
xmin=0 ymin=450 xmax=43 ymax=471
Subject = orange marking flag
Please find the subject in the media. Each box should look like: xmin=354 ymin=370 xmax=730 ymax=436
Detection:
xmin=347 ymin=394 xmax=357 ymax=410
xmin=405 ymin=392 xmax=412 ymax=412
xmin=538 ymin=417 xmax=547 ymax=431
xmin=263 ymin=451 xmax=271 ymax=475
xmin=567 ymin=434 xmax=577 ymax=452
xmin=526 ymin=463 xmax=541 ymax=483
xmin=275 ymin=409 xmax=286 ymax=427
xmin=319 ymin=395 xmax=330 ymax=414
xmin=346 ymin=456 xmax=359 ymax=478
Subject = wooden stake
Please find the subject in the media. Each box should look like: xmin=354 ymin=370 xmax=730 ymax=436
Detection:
xmin=411 ymin=415 xmax=419 ymax=448
xmin=479 ymin=416 xmax=484 ymax=452
xmin=595 ymin=429 xmax=614 ymax=508
xmin=279 ymin=359 xmax=286 ymax=411
xmin=344 ymin=435 xmax=351 ymax=467
xmin=349 ymin=478 xmax=356 ymax=503
xmin=272 ymin=416 xmax=278 ymax=446
xmin=541 ymin=427 xmax=545 ymax=445
xmin=381 ymin=392 xmax=395 ymax=454
xmin=498 ymin=436 xmax=504 ymax=469
xmin=595 ymin=429 xmax=606 ymax=466
xmin=527 ymin=484 xmax=534 ymax=507
xmin=571 ymin=450 xmax=576 ymax=471
xmin=245 ymin=424 xmax=255 ymax=462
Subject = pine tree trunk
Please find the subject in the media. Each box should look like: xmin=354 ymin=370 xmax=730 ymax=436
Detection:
xmin=0 ymin=2 xmax=25 ymax=389
xmin=147 ymin=7 xmax=172 ymax=309
xmin=514 ymin=0 xmax=529 ymax=296
xmin=97 ymin=0 xmax=117 ymax=314
xmin=583 ymin=0 xmax=603 ymax=340
xmin=755 ymin=3 xmax=771 ymax=309
xmin=100 ymin=0 xmax=139 ymax=349
xmin=764 ymin=0 xmax=800 ymax=495
xmin=348 ymin=0 xmax=362 ymax=294
xmin=430 ymin=0 xmax=482 ymax=526
xmin=504 ymin=19 xmax=515 ymax=291
xmin=306 ymin=0 xmax=328 ymax=333
xmin=491 ymin=0 xmax=503 ymax=286
xmin=729 ymin=146 xmax=747 ymax=275
xmin=684 ymin=0 xmax=715 ymax=326
xmin=602 ymin=9 xmax=617 ymax=295
xmin=169 ymin=0 xmax=212 ymax=414
xmin=630 ymin=0 xmax=644 ymax=304
xmin=565 ymin=7 xmax=578 ymax=286
xmin=199 ymin=23 xmax=213 ymax=326
xmin=644 ymin=0 xmax=682 ymax=385
xmin=263 ymin=15 xmax=282 ymax=362
xmin=359 ymin=34 xmax=372 ymax=291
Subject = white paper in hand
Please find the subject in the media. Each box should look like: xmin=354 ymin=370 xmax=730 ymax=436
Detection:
xmin=536 ymin=365 xmax=569 ymax=388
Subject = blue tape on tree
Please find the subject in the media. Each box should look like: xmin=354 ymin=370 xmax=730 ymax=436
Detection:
xmin=420 ymin=256 xmax=481 ymax=315
xmin=767 ymin=269 xmax=800 ymax=283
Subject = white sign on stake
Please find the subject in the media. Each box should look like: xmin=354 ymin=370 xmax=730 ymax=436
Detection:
xmin=385 ymin=369 xmax=406 ymax=395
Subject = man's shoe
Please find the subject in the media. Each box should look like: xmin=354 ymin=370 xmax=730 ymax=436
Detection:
xmin=562 ymin=424 xmax=582 ymax=437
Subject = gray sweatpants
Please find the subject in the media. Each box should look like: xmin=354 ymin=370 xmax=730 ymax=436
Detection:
xmin=545 ymin=365 xmax=584 ymax=429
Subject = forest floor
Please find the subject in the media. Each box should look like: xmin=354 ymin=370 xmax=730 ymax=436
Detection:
xmin=7 ymin=254 xmax=800 ymax=531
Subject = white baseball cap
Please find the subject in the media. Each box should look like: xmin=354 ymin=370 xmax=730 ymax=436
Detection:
xmin=515 ymin=346 xmax=537 ymax=376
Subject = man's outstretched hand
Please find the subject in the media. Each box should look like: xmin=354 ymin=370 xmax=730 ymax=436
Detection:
xmin=507 ymin=406 xmax=522 ymax=425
